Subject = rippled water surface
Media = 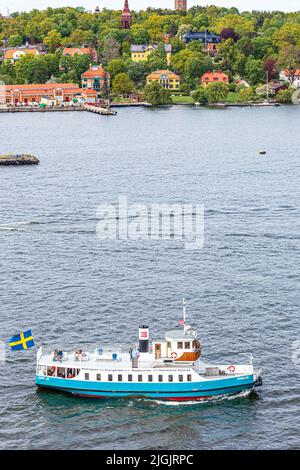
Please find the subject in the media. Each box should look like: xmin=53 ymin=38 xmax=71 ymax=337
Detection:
xmin=0 ymin=106 xmax=299 ymax=449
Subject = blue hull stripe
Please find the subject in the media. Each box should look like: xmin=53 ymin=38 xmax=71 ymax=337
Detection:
xmin=36 ymin=375 xmax=255 ymax=398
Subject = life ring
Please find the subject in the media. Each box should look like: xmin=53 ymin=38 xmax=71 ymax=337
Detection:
xmin=171 ymin=352 xmax=177 ymax=359
xmin=227 ymin=365 xmax=235 ymax=373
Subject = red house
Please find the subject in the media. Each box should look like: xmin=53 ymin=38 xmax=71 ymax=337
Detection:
xmin=201 ymin=71 xmax=229 ymax=86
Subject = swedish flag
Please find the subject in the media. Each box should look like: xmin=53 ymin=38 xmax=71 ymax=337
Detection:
xmin=9 ymin=330 xmax=35 ymax=350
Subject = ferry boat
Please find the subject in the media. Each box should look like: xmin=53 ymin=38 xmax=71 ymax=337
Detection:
xmin=36 ymin=300 xmax=263 ymax=401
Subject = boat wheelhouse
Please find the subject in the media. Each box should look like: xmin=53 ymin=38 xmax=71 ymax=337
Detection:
xmin=36 ymin=300 xmax=262 ymax=401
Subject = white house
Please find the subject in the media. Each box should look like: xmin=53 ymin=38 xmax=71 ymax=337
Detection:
xmin=279 ymin=69 xmax=300 ymax=88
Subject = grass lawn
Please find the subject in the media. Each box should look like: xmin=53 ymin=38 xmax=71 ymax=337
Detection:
xmin=171 ymin=95 xmax=194 ymax=104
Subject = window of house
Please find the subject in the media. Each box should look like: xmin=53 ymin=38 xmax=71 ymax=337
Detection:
xmin=179 ymin=375 xmax=183 ymax=382
xmin=85 ymin=373 xmax=89 ymax=380
xmin=96 ymin=374 xmax=101 ymax=381
xmin=185 ymin=342 xmax=191 ymax=349
xmin=118 ymin=375 xmax=122 ymax=382
xmin=108 ymin=374 xmax=113 ymax=381
xmin=148 ymin=375 xmax=153 ymax=382
xmin=158 ymin=375 xmax=163 ymax=382
xmin=128 ymin=374 xmax=133 ymax=382
xmin=177 ymin=342 xmax=183 ymax=349
xmin=138 ymin=375 xmax=143 ymax=382
xmin=187 ymin=374 xmax=192 ymax=382
xmin=168 ymin=375 xmax=173 ymax=382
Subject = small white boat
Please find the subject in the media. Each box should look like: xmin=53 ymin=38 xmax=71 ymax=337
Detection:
xmin=36 ymin=299 xmax=262 ymax=401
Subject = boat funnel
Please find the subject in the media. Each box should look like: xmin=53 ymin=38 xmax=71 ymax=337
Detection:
xmin=139 ymin=325 xmax=149 ymax=353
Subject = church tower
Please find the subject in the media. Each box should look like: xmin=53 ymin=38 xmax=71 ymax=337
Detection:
xmin=121 ymin=0 xmax=132 ymax=30
xmin=175 ymin=0 xmax=187 ymax=11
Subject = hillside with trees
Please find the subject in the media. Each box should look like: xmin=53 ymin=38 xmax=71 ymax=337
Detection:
xmin=0 ymin=5 xmax=299 ymax=103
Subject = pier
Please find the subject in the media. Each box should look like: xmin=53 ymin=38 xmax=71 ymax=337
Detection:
xmin=84 ymin=104 xmax=117 ymax=115
xmin=0 ymin=154 xmax=40 ymax=166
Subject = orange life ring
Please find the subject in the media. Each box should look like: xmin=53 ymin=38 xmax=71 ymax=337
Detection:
xmin=171 ymin=352 xmax=178 ymax=359
xmin=227 ymin=365 xmax=235 ymax=373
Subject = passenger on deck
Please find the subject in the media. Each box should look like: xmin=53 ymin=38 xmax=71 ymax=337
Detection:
xmin=53 ymin=349 xmax=59 ymax=361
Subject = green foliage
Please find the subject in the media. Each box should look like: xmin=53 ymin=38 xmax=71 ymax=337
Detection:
xmin=191 ymin=86 xmax=207 ymax=104
xmin=112 ymin=72 xmax=134 ymax=96
xmin=1 ymin=5 xmax=300 ymax=92
xmin=144 ymin=81 xmax=172 ymax=106
xmin=205 ymin=82 xmax=229 ymax=103
xmin=276 ymin=88 xmax=294 ymax=103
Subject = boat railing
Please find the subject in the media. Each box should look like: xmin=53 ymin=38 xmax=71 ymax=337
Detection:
xmin=204 ymin=352 xmax=254 ymax=365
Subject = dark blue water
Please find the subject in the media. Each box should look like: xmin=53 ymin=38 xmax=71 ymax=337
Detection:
xmin=0 ymin=106 xmax=299 ymax=449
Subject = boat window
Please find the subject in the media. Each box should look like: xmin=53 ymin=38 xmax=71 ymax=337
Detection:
xmin=118 ymin=375 xmax=122 ymax=382
xmin=177 ymin=342 xmax=183 ymax=349
xmin=148 ymin=375 xmax=153 ymax=382
xmin=158 ymin=375 xmax=163 ymax=382
xmin=67 ymin=368 xmax=76 ymax=379
xmin=168 ymin=375 xmax=173 ymax=382
xmin=185 ymin=342 xmax=191 ymax=349
xmin=179 ymin=375 xmax=183 ymax=382
xmin=108 ymin=374 xmax=113 ymax=381
xmin=96 ymin=374 xmax=101 ymax=381
xmin=57 ymin=367 xmax=66 ymax=378
xmin=138 ymin=375 xmax=143 ymax=382
xmin=187 ymin=374 xmax=192 ymax=382
xmin=85 ymin=373 xmax=89 ymax=381
xmin=39 ymin=365 xmax=47 ymax=375
xmin=47 ymin=366 xmax=56 ymax=377
xmin=128 ymin=374 xmax=133 ymax=382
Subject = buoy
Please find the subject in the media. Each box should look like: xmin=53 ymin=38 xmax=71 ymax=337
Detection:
xmin=259 ymin=150 xmax=266 ymax=155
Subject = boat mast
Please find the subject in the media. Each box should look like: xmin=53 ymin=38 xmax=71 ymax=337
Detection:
xmin=183 ymin=298 xmax=187 ymax=331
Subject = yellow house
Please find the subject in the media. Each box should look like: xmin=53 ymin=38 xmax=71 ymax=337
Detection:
xmin=131 ymin=44 xmax=172 ymax=65
xmin=146 ymin=70 xmax=180 ymax=91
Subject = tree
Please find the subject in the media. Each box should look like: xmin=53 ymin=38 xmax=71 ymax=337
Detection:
xmin=144 ymin=81 xmax=172 ymax=106
xmin=107 ymin=59 xmax=127 ymax=80
xmin=191 ymin=86 xmax=207 ymax=104
xmin=220 ymin=28 xmax=240 ymax=42
xmin=245 ymin=57 xmax=266 ymax=85
xmin=264 ymin=58 xmax=277 ymax=80
xmin=239 ymin=86 xmax=254 ymax=101
xmin=44 ymin=30 xmax=62 ymax=53
xmin=8 ymin=34 xmax=24 ymax=47
xmin=277 ymin=45 xmax=300 ymax=85
xmin=127 ymin=62 xmax=148 ymax=86
xmin=103 ymin=37 xmax=121 ymax=64
xmin=205 ymin=82 xmax=229 ymax=103
xmin=112 ymin=73 xmax=134 ymax=96
xmin=276 ymin=88 xmax=294 ymax=103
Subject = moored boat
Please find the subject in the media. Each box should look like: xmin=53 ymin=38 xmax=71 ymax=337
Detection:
xmin=36 ymin=300 xmax=262 ymax=401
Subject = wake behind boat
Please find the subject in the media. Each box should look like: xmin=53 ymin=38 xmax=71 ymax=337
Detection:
xmin=36 ymin=300 xmax=263 ymax=401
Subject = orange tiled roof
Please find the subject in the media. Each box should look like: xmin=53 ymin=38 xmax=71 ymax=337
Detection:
xmin=4 ymin=49 xmax=39 ymax=59
xmin=5 ymin=83 xmax=79 ymax=90
xmin=82 ymin=65 xmax=110 ymax=79
xmin=201 ymin=71 xmax=229 ymax=81
xmin=283 ymin=69 xmax=300 ymax=76
xmin=63 ymin=47 xmax=94 ymax=57
xmin=147 ymin=69 xmax=180 ymax=80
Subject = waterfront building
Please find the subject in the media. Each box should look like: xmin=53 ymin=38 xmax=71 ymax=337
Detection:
xmin=81 ymin=65 xmax=110 ymax=97
xmin=121 ymin=0 xmax=132 ymax=30
xmin=279 ymin=69 xmax=300 ymax=88
xmin=147 ymin=70 xmax=180 ymax=91
xmin=131 ymin=44 xmax=172 ymax=65
xmin=4 ymin=48 xmax=40 ymax=63
xmin=175 ymin=0 xmax=187 ymax=11
xmin=63 ymin=47 xmax=98 ymax=63
xmin=181 ymin=31 xmax=221 ymax=54
xmin=0 ymin=83 xmax=97 ymax=106
xmin=201 ymin=71 xmax=229 ymax=86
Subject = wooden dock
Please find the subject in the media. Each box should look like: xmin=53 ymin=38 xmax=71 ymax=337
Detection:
xmin=0 ymin=154 xmax=40 ymax=166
